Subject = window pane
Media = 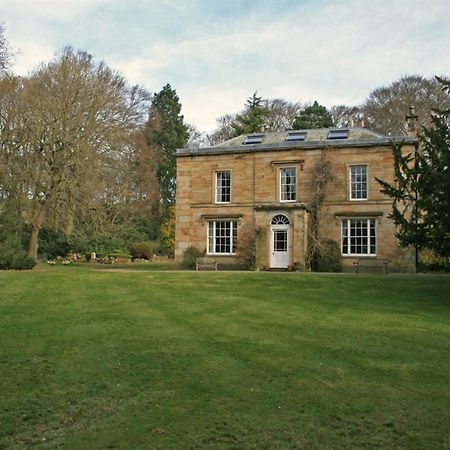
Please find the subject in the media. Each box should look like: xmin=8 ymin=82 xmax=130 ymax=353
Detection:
xmin=216 ymin=171 xmax=231 ymax=203
xmin=286 ymin=131 xmax=307 ymax=142
xmin=274 ymin=230 xmax=288 ymax=252
xmin=328 ymin=129 xmax=349 ymax=139
xmin=341 ymin=218 xmax=376 ymax=256
xmin=244 ymin=134 xmax=264 ymax=144
xmin=208 ymin=220 xmax=237 ymax=254
xmin=350 ymin=165 xmax=368 ymax=200
xmin=280 ymin=168 xmax=296 ymax=201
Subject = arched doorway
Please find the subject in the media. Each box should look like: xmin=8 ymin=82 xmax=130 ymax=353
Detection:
xmin=270 ymin=214 xmax=290 ymax=269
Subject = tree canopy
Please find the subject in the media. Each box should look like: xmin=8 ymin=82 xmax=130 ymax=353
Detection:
xmin=0 ymin=47 xmax=150 ymax=259
xmin=376 ymin=77 xmax=450 ymax=260
xmin=231 ymin=92 xmax=270 ymax=136
xmin=145 ymin=84 xmax=188 ymax=206
xmin=363 ymin=75 xmax=450 ymax=136
xmin=0 ymin=24 xmax=12 ymax=73
xmin=293 ymin=101 xmax=334 ymax=129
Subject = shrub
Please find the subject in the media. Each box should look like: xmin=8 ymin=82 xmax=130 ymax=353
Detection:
xmin=38 ymin=228 xmax=70 ymax=259
xmin=130 ymin=241 xmax=160 ymax=260
xmin=236 ymin=223 xmax=261 ymax=270
xmin=160 ymin=207 xmax=175 ymax=257
xmin=183 ymin=247 xmax=203 ymax=269
xmin=419 ymin=249 xmax=450 ymax=272
xmin=316 ymin=239 xmax=342 ymax=272
xmin=0 ymin=240 xmax=36 ymax=270
xmin=10 ymin=255 xmax=37 ymax=270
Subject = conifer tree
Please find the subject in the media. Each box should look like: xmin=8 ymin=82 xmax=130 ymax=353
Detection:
xmin=145 ymin=84 xmax=188 ymax=206
xmin=232 ymin=92 xmax=270 ymax=135
xmin=376 ymin=77 xmax=450 ymax=261
xmin=293 ymin=100 xmax=333 ymax=129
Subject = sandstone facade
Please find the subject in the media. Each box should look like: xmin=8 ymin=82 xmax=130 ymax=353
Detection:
xmin=175 ymin=128 xmax=417 ymax=272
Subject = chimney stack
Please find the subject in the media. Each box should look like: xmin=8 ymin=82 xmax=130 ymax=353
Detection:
xmin=406 ymin=105 xmax=419 ymax=137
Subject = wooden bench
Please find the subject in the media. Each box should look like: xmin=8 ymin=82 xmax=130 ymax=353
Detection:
xmin=195 ymin=257 xmax=218 ymax=271
xmin=353 ymin=258 xmax=389 ymax=274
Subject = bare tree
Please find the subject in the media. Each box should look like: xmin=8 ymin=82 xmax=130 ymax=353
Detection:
xmin=266 ymin=98 xmax=304 ymax=131
xmin=187 ymin=123 xmax=209 ymax=148
xmin=0 ymin=24 xmax=13 ymax=73
xmin=208 ymin=98 xmax=305 ymax=146
xmin=330 ymin=105 xmax=361 ymax=128
xmin=362 ymin=75 xmax=450 ymax=135
xmin=207 ymin=113 xmax=237 ymax=146
xmin=13 ymin=47 xmax=149 ymax=258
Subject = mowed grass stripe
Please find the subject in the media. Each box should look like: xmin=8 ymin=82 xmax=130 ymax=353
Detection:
xmin=0 ymin=268 xmax=449 ymax=449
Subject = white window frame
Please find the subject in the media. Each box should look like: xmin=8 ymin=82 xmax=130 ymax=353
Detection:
xmin=349 ymin=164 xmax=368 ymax=201
xmin=341 ymin=218 xmax=377 ymax=257
xmin=279 ymin=167 xmax=297 ymax=202
xmin=207 ymin=220 xmax=237 ymax=255
xmin=215 ymin=170 xmax=232 ymax=204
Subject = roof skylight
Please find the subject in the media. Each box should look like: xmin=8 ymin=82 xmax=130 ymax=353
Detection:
xmin=286 ymin=131 xmax=307 ymax=142
xmin=327 ymin=129 xmax=349 ymax=140
xmin=244 ymin=134 xmax=264 ymax=145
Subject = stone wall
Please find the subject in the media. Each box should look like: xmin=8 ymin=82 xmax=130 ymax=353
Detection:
xmin=175 ymin=143 xmax=416 ymax=272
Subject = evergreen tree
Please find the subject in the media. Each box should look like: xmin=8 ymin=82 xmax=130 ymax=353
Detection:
xmin=232 ymin=92 xmax=270 ymax=136
xmin=293 ymin=100 xmax=334 ymax=129
xmin=145 ymin=84 xmax=188 ymax=206
xmin=376 ymin=77 xmax=450 ymax=261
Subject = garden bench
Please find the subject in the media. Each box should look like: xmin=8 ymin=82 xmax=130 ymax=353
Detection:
xmin=353 ymin=258 xmax=389 ymax=274
xmin=195 ymin=257 xmax=218 ymax=271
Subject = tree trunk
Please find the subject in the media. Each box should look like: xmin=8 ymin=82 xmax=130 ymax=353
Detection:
xmin=28 ymin=201 xmax=48 ymax=260
xmin=28 ymin=225 xmax=40 ymax=260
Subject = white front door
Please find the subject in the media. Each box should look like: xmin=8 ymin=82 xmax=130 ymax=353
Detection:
xmin=270 ymin=225 xmax=290 ymax=269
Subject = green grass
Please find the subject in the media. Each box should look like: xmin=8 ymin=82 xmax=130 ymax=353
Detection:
xmin=0 ymin=267 xmax=449 ymax=449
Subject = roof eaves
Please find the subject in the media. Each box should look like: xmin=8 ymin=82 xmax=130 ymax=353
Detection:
xmin=176 ymin=136 xmax=417 ymax=157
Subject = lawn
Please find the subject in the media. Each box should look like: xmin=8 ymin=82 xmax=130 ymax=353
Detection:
xmin=0 ymin=267 xmax=449 ymax=449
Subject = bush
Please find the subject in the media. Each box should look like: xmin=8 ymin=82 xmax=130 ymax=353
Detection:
xmin=11 ymin=255 xmax=36 ymax=270
xmin=130 ymin=241 xmax=160 ymax=260
xmin=316 ymin=239 xmax=342 ymax=272
xmin=38 ymin=228 xmax=70 ymax=259
xmin=236 ymin=223 xmax=260 ymax=270
xmin=419 ymin=249 xmax=450 ymax=272
xmin=160 ymin=207 xmax=175 ymax=257
xmin=183 ymin=247 xmax=203 ymax=270
xmin=0 ymin=239 xmax=36 ymax=270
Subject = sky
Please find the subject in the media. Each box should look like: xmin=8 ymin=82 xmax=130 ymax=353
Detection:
xmin=1 ymin=0 xmax=449 ymax=132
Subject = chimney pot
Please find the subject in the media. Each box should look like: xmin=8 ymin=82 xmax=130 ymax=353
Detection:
xmin=406 ymin=105 xmax=419 ymax=137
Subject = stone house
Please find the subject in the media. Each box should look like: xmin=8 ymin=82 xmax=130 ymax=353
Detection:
xmin=175 ymin=126 xmax=417 ymax=271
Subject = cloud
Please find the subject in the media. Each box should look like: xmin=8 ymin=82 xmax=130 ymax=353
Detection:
xmin=1 ymin=0 xmax=449 ymax=131
xmin=0 ymin=0 xmax=110 ymax=22
xmin=109 ymin=0 xmax=450 ymax=130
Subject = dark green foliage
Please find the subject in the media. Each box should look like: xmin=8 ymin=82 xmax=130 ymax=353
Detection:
xmin=316 ymin=239 xmax=342 ymax=272
xmin=293 ymin=100 xmax=334 ymax=129
xmin=376 ymin=77 xmax=450 ymax=258
xmin=0 ymin=237 xmax=36 ymax=270
xmin=130 ymin=241 xmax=160 ymax=260
xmin=38 ymin=228 xmax=71 ymax=259
xmin=70 ymin=236 xmax=129 ymax=258
xmin=182 ymin=246 xmax=203 ymax=269
xmin=10 ymin=254 xmax=36 ymax=270
xmin=0 ymin=202 xmax=34 ymax=269
xmin=145 ymin=84 xmax=188 ymax=205
xmin=232 ymin=92 xmax=270 ymax=136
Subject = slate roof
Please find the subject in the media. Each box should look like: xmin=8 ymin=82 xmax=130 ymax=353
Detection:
xmin=177 ymin=127 xmax=417 ymax=157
